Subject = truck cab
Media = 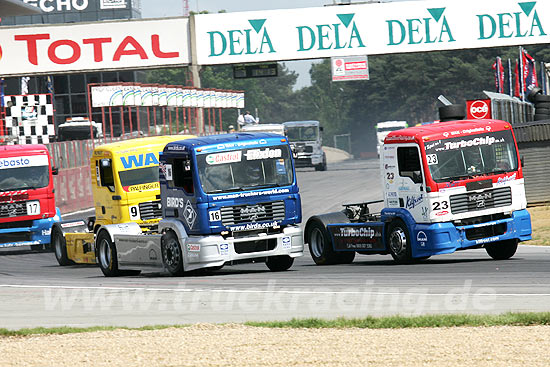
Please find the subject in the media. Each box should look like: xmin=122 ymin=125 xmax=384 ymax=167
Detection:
xmin=381 ymin=119 xmax=531 ymax=259
xmin=0 ymin=144 xmax=60 ymax=249
xmin=283 ymin=120 xmax=326 ymax=171
xmin=305 ymin=119 xmax=531 ymax=264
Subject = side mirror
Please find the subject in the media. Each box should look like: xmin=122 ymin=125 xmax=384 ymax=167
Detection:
xmin=52 ymin=167 xmax=59 ymax=175
xmin=521 ymin=156 xmax=525 ymax=168
xmin=319 ymin=126 xmax=324 ymax=132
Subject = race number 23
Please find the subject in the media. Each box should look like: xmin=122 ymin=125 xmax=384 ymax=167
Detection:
xmin=432 ymin=200 xmax=449 ymax=210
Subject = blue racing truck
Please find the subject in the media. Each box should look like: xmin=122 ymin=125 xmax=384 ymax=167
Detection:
xmin=94 ymin=133 xmax=303 ymax=276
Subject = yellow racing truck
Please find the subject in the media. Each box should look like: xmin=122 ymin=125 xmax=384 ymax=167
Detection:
xmin=51 ymin=135 xmax=194 ymax=266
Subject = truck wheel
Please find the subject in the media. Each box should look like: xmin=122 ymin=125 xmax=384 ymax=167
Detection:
xmin=97 ymin=231 xmax=120 ymax=277
xmin=387 ymin=220 xmax=413 ymax=264
xmin=315 ymin=153 xmax=327 ymax=171
xmin=266 ymin=255 xmax=294 ymax=271
xmin=306 ymin=218 xmax=341 ymax=265
xmin=52 ymin=227 xmax=74 ymax=266
xmin=485 ymin=239 xmax=518 ymax=260
xmin=162 ymin=231 xmax=184 ymax=276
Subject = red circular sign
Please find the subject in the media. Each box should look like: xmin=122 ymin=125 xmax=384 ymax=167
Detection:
xmin=470 ymin=100 xmax=489 ymax=119
xmin=335 ymin=59 xmax=343 ymax=67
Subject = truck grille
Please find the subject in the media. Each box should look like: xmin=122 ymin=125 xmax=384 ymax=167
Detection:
xmin=221 ymin=201 xmax=285 ymax=226
xmin=139 ymin=200 xmax=162 ymax=221
xmin=0 ymin=202 xmax=27 ymax=219
xmin=0 ymin=232 xmax=32 ymax=244
xmin=450 ymin=187 xmax=512 ymax=214
xmin=234 ymin=238 xmax=277 ymax=254
xmin=0 ymin=220 xmax=34 ymax=230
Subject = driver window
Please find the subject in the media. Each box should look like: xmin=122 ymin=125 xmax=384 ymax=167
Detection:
xmin=397 ymin=147 xmax=423 ymax=184
xmin=171 ymin=158 xmax=194 ymax=194
xmin=97 ymin=159 xmax=115 ymax=192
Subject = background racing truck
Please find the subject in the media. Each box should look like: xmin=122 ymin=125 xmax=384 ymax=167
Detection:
xmin=93 ymin=133 xmax=303 ymax=276
xmin=305 ymin=119 xmax=532 ymax=264
xmin=0 ymin=144 xmax=60 ymax=250
xmin=283 ymin=121 xmax=327 ymax=171
xmin=51 ymin=135 xmax=193 ymax=265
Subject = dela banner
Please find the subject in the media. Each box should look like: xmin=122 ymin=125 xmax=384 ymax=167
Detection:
xmin=194 ymin=0 xmax=550 ymax=65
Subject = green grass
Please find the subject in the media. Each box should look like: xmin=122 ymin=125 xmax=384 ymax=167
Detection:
xmin=0 ymin=324 xmax=189 ymax=337
xmin=3 ymin=313 xmax=550 ymax=337
xmin=245 ymin=312 xmax=550 ymax=329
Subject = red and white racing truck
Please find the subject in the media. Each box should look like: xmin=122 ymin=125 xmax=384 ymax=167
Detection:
xmin=305 ymin=119 xmax=532 ymax=264
xmin=0 ymin=144 xmax=60 ymax=249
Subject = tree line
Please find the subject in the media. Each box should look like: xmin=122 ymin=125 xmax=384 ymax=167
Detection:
xmin=148 ymin=45 xmax=550 ymax=155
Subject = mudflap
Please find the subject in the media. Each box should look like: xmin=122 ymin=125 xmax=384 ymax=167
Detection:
xmin=326 ymin=222 xmax=387 ymax=253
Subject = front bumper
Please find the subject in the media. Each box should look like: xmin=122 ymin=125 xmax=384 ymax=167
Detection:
xmin=412 ymin=209 xmax=532 ymax=258
xmin=294 ymin=153 xmax=323 ymax=167
xmin=182 ymin=225 xmax=304 ymax=271
xmin=0 ymin=209 xmax=61 ymax=248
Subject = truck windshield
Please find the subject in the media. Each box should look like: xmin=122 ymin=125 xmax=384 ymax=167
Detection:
xmin=285 ymin=126 xmax=318 ymax=142
xmin=119 ymin=166 xmax=159 ymax=187
xmin=0 ymin=165 xmax=49 ymax=191
xmin=424 ymin=130 xmax=518 ymax=183
xmin=197 ymin=145 xmax=294 ymax=194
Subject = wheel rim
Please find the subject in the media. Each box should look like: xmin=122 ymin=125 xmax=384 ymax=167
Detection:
xmin=389 ymin=227 xmax=407 ymax=256
xmin=163 ymin=238 xmax=181 ymax=268
xmin=54 ymin=233 xmax=63 ymax=259
xmin=98 ymin=239 xmax=112 ymax=270
xmin=310 ymin=227 xmax=325 ymax=258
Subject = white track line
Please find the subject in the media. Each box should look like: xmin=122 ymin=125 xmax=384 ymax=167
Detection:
xmin=1 ymin=284 xmax=550 ymax=297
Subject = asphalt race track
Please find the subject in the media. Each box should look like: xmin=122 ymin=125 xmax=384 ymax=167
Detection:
xmin=1 ymin=159 xmax=550 ymax=329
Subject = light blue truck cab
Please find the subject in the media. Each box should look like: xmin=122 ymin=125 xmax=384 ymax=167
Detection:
xmin=95 ymin=133 xmax=303 ymax=276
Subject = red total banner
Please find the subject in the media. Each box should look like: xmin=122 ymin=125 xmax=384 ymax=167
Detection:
xmin=0 ymin=18 xmax=190 ymax=77
xmin=466 ymin=99 xmax=492 ymax=120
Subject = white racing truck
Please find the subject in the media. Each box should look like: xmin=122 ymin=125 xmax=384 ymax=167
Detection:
xmin=305 ymin=119 xmax=532 ymax=264
xmin=95 ymin=133 xmax=304 ymax=276
xmin=283 ymin=120 xmax=327 ymax=171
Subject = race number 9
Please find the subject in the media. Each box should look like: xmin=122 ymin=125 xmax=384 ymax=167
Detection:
xmin=26 ymin=201 xmax=40 ymax=215
xmin=129 ymin=205 xmax=140 ymax=220
xmin=209 ymin=210 xmax=221 ymax=222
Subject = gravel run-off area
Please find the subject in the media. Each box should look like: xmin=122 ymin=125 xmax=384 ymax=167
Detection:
xmin=2 ymin=324 xmax=550 ymax=367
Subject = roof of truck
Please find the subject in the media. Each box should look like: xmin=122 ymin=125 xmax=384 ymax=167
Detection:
xmin=164 ymin=133 xmax=289 ymax=154
xmin=0 ymin=144 xmax=49 ymax=155
xmin=93 ymin=135 xmax=195 ymax=155
xmin=283 ymin=120 xmax=320 ymax=127
xmin=384 ymin=119 xmax=512 ymax=144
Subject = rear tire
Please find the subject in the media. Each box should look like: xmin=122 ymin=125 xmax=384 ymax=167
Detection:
xmin=306 ymin=218 xmax=340 ymax=265
xmin=485 ymin=239 xmax=518 ymax=260
xmin=387 ymin=220 xmax=413 ymax=264
xmin=266 ymin=255 xmax=294 ymax=271
xmin=53 ymin=227 xmax=74 ymax=266
xmin=306 ymin=218 xmax=355 ymax=265
xmin=162 ymin=231 xmax=184 ymax=276
xmin=97 ymin=231 xmax=120 ymax=277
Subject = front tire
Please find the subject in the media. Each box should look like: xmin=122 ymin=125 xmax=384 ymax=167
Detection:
xmin=97 ymin=231 xmax=120 ymax=277
xmin=387 ymin=220 xmax=413 ymax=264
xmin=266 ymin=255 xmax=294 ymax=271
xmin=315 ymin=153 xmax=327 ymax=171
xmin=485 ymin=239 xmax=518 ymax=260
xmin=53 ymin=227 xmax=74 ymax=266
xmin=162 ymin=231 xmax=184 ymax=276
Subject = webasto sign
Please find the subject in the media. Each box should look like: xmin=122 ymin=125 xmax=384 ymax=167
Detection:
xmin=194 ymin=0 xmax=550 ymax=65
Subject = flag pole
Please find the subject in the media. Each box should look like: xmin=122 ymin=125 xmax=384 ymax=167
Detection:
xmin=518 ymin=46 xmax=524 ymax=101
xmin=508 ymin=59 xmax=513 ymax=97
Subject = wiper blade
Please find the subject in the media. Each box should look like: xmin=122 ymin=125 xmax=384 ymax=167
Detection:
xmin=243 ymin=183 xmax=280 ymax=190
xmin=208 ymin=187 xmax=243 ymax=194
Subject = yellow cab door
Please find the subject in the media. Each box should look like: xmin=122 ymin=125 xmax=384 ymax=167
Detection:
xmin=92 ymin=153 xmax=121 ymax=226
